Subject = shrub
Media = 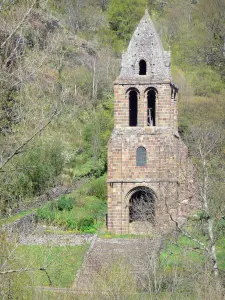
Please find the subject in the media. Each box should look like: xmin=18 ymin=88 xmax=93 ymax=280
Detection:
xmin=86 ymin=175 xmax=107 ymax=201
xmin=22 ymin=139 xmax=65 ymax=195
xmin=36 ymin=203 xmax=56 ymax=222
xmin=57 ymin=195 xmax=74 ymax=211
xmin=36 ymin=192 xmax=106 ymax=232
xmin=66 ymin=217 xmax=77 ymax=230
xmin=77 ymin=217 xmax=94 ymax=231
xmin=84 ymin=196 xmax=107 ymax=221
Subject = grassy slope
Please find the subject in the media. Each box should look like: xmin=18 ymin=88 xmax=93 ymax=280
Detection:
xmin=161 ymin=233 xmax=225 ymax=273
xmin=12 ymin=244 xmax=89 ymax=288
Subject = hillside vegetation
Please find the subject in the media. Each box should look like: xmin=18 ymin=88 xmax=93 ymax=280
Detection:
xmin=0 ymin=0 xmax=224 ymax=215
xmin=0 ymin=0 xmax=225 ymax=298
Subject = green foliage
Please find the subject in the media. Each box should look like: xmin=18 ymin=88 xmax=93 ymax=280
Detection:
xmin=103 ymin=0 xmax=146 ymax=51
xmin=83 ymin=97 xmax=113 ymax=161
xmin=73 ymin=97 xmax=113 ymax=179
xmin=85 ymin=175 xmax=107 ymax=201
xmin=0 ymin=137 xmax=66 ymax=215
xmin=21 ymin=139 xmax=64 ymax=195
xmin=73 ymin=157 xmax=106 ymax=178
xmin=160 ymin=220 xmax=225 ymax=273
xmin=77 ymin=217 xmax=94 ymax=231
xmin=36 ymin=188 xmax=107 ymax=232
xmin=78 ymin=175 xmax=107 ymax=201
xmin=187 ymin=66 xmax=225 ymax=96
xmin=107 ymin=0 xmax=146 ymax=41
xmin=57 ymin=195 xmax=74 ymax=211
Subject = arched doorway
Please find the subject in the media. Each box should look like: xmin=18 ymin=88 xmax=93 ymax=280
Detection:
xmin=147 ymin=89 xmax=156 ymax=126
xmin=128 ymin=187 xmax=156 ymax=224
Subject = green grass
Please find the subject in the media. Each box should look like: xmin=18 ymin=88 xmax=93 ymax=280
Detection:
xmin=12 ymin=244 xmax=89 ymax=288
xmin=160 ymin=230 xmax=225 ymax=272
xmin=160 ymin=235 xmax=205 ymax=270
xmin=0 ymin=209 xmax=35 ymax=226
xmin=216 ymin=238 xmax=225 ymax=270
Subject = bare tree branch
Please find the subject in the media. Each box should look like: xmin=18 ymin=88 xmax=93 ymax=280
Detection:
xmin=0 ymin=267 xmax=52 ymax=285
xmin=0 ymin=108 xmax=62 ymax=170
xmin=0 ymin=0 xmax=37 ymax=49
xmin=164 ymin=197 xmax=209 ymax=254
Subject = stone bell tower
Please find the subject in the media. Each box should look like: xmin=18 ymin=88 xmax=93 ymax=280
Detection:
xmin=107 ymin=10 xmax=195 ymax=234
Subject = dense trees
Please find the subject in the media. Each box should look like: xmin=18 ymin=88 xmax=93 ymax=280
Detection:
xmin=107 ymin=0 xmax=146 ymax=41
xmin=0 ymin=0 xmax=118 ymax=214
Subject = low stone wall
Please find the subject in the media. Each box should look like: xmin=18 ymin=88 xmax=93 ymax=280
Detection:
xmin=19 ymin=232 xmax=94 ymax=246
xmin=2 ymin=213 xmax=37 ymax=239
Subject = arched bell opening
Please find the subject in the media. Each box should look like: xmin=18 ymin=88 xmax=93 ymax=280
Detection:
xmin=139 ymin=59 xmax=147 ymax=75
xmin=147 ymin=89 xmax=156 ymax=126
xmin=129 ymin=90 xmax=138 ymax=126
xmin=128 ymin=187 xmax=156 ymax=224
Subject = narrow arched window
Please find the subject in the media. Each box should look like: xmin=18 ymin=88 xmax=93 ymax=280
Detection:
xmin=136 ymin=147 xmax=146 ymax=166
xmin=147 ymin=89 xmax=156 ymax=126
xmin=129 ymin=90 xmax=138 ymax=126
xmin=139 ymin=60 xmax=147 ymax=75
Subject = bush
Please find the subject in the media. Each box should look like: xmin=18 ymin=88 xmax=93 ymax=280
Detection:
xmin=66 ymin=217 xmax=77 ymax=230
xmin=86 ymin=175 xmax=107 ymax=201
xmin=57 ymin=195 xmax=74 ymax=211
xmin=15 ymin=138 xmax=65 ymax=197
xmin=36 ymin=188 xmax=107 ymax=232
xmin=36 ymin=203 xmax=56 ymax=222
xmin=84 ymin=196 xmax=107 ymax=221
xmin=77 ymin=217 xmax=94 ymax=231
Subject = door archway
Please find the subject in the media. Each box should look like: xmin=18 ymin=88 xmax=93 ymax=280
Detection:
xmin=128 ymin=186 xmax=156 ymax=224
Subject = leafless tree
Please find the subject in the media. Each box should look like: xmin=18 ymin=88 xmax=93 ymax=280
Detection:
xmin=162 ymin=122 xmax=225 ymax=280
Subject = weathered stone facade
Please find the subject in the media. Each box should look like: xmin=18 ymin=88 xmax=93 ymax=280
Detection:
xmin=107 ymin=10 xmax=196 ymax=234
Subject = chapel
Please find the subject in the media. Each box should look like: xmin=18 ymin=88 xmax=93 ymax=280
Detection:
xmin=107 ymin=10 xmax=195 ymax=234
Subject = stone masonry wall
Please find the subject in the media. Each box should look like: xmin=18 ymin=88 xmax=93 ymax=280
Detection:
xmin=107 ymin=129 xmax=195 ymax=234
xmin=113 ymin=82 xmax=178 ymax=130
xmin=2 ymin=213 xmax=37 ymax=239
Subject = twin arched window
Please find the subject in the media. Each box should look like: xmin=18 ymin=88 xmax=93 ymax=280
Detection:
xmin=136 ymin=146 xmax=146 ymax=166
xmin=128 ymin=88 xmax=157 ymax=127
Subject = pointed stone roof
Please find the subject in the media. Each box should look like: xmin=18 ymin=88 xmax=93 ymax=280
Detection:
xmin=118 ymin=9 xmax=171 ymax=82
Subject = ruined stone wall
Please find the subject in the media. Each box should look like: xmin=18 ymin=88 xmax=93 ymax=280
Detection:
xmin=2 ymin=214 xmax=37 ymax=239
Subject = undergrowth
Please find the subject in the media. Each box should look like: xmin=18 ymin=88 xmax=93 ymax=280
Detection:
xmin=36 ymin=175 xmax=107 ymax=233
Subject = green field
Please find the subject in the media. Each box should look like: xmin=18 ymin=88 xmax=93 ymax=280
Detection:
xmin=8 ymin=244 xmax=89 ymax=288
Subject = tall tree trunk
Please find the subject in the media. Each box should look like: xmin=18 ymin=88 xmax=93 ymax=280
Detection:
xmin=201 ymin=152 xmax=219 ymax=278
